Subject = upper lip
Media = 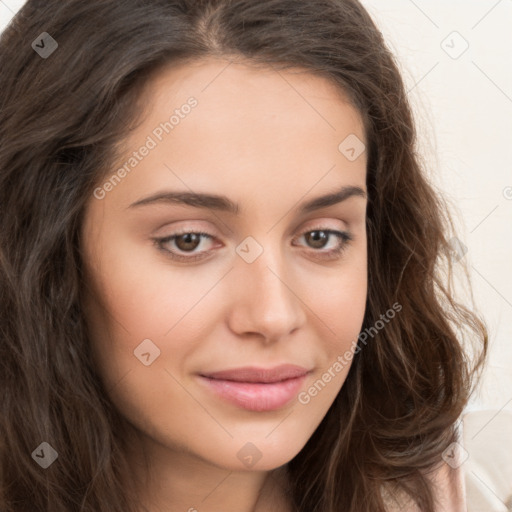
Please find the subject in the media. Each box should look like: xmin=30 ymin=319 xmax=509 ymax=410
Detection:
xmin=200 ymin=364 xmax=310 ymax=383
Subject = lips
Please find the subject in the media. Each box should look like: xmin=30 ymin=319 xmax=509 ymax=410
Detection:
xmin=198 ymin=364 xmax=311 ymax=412
xmin=200 ymin=364 xmax=310 ymax=383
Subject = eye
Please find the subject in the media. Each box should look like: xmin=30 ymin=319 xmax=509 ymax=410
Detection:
xmin=293 ymin=228 xmax=353 ymax=260
xmin=153 ymin=230 xmax=216 ymax=262
xmin=153 ymin=227 xmax=354 ymax=262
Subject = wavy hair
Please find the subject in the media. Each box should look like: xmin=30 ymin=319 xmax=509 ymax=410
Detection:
xmin=0 ymin=1 xmax=488 ymax=510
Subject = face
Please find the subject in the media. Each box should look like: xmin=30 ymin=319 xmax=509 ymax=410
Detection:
xmin=81 ymin=58 xmax=368 ymax=473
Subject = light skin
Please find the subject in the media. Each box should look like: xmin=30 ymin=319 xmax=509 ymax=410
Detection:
xmin=80 ymin=57 xmax=368 ymax=512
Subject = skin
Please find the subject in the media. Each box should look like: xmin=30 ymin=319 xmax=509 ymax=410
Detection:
xmin=81 ymin=57 xmax=368 ymax=512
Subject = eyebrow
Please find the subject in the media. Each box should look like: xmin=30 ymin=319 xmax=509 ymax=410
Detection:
xmin=128 ymin=185 xmax=367 ymax=214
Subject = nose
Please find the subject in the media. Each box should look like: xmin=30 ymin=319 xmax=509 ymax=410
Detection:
xmin=226 ymin=244 xmax=307 ymax=343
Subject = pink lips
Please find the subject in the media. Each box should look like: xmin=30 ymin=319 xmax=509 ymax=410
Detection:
xmin=198 ymin=364 xmax=310 ymax=412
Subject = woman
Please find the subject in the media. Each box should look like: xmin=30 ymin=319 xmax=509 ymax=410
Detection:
xmin=0 ymin=1 xmax=488 ymax=511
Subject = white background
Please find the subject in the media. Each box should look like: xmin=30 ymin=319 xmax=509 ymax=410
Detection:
xmin=1 ymin=0 xmax=511 ymax=413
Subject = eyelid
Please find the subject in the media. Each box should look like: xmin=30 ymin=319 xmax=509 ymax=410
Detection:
xmin=154 ymin=218 xmax=347 ymax=239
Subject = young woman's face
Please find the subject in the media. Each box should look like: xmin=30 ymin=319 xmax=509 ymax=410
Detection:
xmin=81 ymin=58 xmax=368 ymax=472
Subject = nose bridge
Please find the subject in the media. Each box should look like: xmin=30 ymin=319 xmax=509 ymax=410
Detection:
xmin=228 ymin=235 xmax=306 ymax=340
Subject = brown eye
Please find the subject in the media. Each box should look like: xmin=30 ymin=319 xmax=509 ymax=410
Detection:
xmin=305 ymin=230 xmax=330 ymax=249
xmin=154 ymin=230 xmax=215 ymax=262
xmin=174 ymin=233 xmax=202 ymax=252
xmin=294 ymin=228 xmax=354 ymax=260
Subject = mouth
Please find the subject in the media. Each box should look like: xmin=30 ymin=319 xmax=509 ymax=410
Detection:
xmin=197 ymin=364 xmax=311 ymax=412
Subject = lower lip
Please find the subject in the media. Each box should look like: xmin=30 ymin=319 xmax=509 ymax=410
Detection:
xmin=198 ymin=374 xmax=308 ymax=412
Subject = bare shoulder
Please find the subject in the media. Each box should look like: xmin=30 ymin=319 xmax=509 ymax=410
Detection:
xmin=382 ymin=462 xmax=467 ymax=512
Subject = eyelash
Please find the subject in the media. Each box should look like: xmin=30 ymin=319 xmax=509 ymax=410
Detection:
xmin=153 ymin=227 xmax=354 ymax=262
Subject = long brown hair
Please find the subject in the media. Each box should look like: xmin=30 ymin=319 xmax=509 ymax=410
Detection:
xmin=0 ymin=1 xmax=488 ymax=510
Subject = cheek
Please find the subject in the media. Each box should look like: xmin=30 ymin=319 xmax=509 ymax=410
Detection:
xmin=82 ymin=232 xmax=233 ymax=397
xmin=321 ymin=268 xmax=367 ymax=325
xmin=307 ymin=248 xmax=368 ymax=346
xmin=82 ymin=249 xmax=211 ymax=444
xmin=86 ymin=228 xmax=209 ymax=335
xmin=292 ymin=266 xmax=367 ymax=430
xmin=298 ymin=248 xmax=367 ymax=392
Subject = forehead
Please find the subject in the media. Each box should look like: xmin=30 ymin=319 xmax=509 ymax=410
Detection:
xmin=144 ymin=57 xmax=363 ymax=133
xmin=106 ymin=58 xmax=367 ymax=211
